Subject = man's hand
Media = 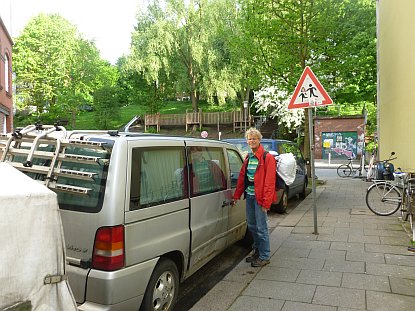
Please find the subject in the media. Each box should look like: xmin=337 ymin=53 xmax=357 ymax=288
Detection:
xmin=231 ymin=199 xmax=238 ymax=206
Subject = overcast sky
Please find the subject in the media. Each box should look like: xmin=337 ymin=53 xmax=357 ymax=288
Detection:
xmin=1 ymin=0 xmax=147 ymax=64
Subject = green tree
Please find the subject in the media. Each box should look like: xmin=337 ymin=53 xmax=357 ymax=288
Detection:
xmin=13 ymin=13 xmax=116 ymax=127
xmin=93 ymin=86 xmax=121 ymax=129
xmin=128 ymin=0 xmax=243 ymax=112
xmin=240 ymin=0 xmax=376 ymax=162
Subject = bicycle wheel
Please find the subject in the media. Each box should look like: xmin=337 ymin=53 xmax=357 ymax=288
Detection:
xmin=365 ymin=182 xmax=401 ymax=216
xmin=337 ymin=164 xmax=352 ymax=177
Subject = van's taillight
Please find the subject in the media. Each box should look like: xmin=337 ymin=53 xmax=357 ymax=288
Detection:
xmin=92 ymin=225 xmax=125 ymax=271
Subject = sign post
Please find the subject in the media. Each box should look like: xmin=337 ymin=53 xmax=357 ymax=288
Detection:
xmin=288 ymin=66 xmax=333 ymax=235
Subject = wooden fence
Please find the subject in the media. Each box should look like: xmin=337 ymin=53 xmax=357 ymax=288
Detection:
xmin=144 ymin=109 xmax=251 ymax=132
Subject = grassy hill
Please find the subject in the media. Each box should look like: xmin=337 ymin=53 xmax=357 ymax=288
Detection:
xmin=75 ymin=100 xmax=238 ymax=131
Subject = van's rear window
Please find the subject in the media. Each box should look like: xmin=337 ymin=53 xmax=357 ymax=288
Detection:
xmin=56 ymin=142 xmax=111 ymax=213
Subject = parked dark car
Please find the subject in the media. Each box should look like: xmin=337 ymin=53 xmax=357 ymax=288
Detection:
xmin=223 ymin=138 xmax=308 ymax=213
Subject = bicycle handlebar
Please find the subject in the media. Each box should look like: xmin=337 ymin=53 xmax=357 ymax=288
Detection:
xmin=374 ymin=157 xmax=397 ymax=164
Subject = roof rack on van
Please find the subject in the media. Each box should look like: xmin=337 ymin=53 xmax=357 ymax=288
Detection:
xmin=0 ymin=124 xmax=109 ymax=196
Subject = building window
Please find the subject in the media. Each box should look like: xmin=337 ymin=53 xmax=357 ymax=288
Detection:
xmin=0 ymin=113 xmax=5 ymax=134
xmin=4 ymin=54 xmax=9 ymax=93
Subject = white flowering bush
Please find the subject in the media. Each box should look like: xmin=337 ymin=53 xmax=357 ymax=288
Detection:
xmin=253 ymin=86 xmax=304 ymax=132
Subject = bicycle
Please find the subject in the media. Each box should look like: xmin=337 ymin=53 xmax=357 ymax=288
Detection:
xmin=365 ymin=173 xmax=403 ymax=216
xmin=366 ymin=146 xmax=377 ymax=181
xmin=365 ymin=154 xmax=401 ymax=216
xmin=337 ymin=156 xmax=367 ymax=178
xmin=401 ymin=173 xmax=415 ymax=238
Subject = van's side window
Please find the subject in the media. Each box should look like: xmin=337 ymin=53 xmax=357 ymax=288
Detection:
xmin=189 ymin=146 xmax=226 ymax=196
xmin=226 ymin=149 xmax=243 ymax=188
xmin=130 ymin=147 xmax=186 ymax=210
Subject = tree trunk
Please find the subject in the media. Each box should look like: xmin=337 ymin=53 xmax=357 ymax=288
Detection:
xmin=188 ymin=62 xmax=198 ymax=112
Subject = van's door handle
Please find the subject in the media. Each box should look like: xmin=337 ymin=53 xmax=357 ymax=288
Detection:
xmin=222 ymin=200 xmax=231 ymax=207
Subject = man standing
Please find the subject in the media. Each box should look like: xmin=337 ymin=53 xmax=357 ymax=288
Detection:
xmin=233 ymin=128 xmax=277 ymax=267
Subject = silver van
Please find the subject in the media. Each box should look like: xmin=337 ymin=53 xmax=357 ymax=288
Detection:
xmin=0 ymin=125 xmax=248 ymax=311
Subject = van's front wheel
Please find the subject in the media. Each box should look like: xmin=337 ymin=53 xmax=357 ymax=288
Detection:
xmin=140 ymin=258 xmax=179 ymax=311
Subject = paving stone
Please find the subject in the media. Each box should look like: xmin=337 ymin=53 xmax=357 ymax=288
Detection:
xmin=308 ymin=248 xmax=346 ymax=260
xmin=323 ymin=258 xmax=365 ymax=273
xmin=223 ymin=260 xmax=260 ymax=284
xmin=350 ymin=222 xmax=377 ymax=229
xmin=285 ymin=233 xmax=318 ymax=241
xmin=330 ymin=242 xmax=365 ymax=252
xmin=292 ymin=226 xmax=334 ymax=235
xmin=316 ymin=234 xmax=349 ymax=242
xmin=312 ymin=286 xmax=365 ymax=309
xmin=366 ymin=290 xmax=415 ymax=311
xmin=365 ymin=243 xmax=412 ymax=255
xmin=228 ymin=296 xmax=284 ymax=311
xmin=380 ymin=235 xmax=412 ymax=245
xmin=296 ymin=269 xmax=342 ymax=286
xmin=376 ymin=223 xmax=405 ymax=231
xmin=341 ymin=272 xmax=390 ymax=292
xmin=348 ymin=234 xmax=380 ymax=243
xmin=274 ymin=246 xmax=311 ymax=258
xmin=281 ymin=301 xmax=336 ymax=311
xmin=189 ymin=280 xmax=246 ymax=311
xmin=366 ymin=262 xmax=415 ymax=279
xmin=364 ymin=228 xmax=407 ymax=237
xmin=242 ymin=279 xmax=316 ymax=303
xmin=322 ymin=220 xmax=351 ymax=228
xmin=335 ymin=227 xmax=364 ymax=235
xmin=270 ymin=256 xmax=325 ymax=270
xmin=193 ymin=176 xmax=415 ymax=311
xmin=256 ymin=266 xmax=300 ymax=282
xmin=346 ymin=251 xmax=385 ymax=263
xmin=281 ymin=239 xmax=331 ymax=250
xmin=389 ymin=277 xmax=415 ymax=296
xmin=385 ymin=253 xmax=415 ymax=266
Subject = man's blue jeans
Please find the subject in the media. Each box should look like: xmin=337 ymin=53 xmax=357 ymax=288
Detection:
xmin=245 ymin=194 xmax=270 ymax=260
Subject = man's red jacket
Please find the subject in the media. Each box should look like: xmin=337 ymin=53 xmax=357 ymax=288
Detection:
xmin=233 ymin=144 xmax=277 ymax=209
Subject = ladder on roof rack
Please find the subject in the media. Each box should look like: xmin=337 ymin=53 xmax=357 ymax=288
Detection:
xmin=0 ymin=124 xmax=110 ymax=196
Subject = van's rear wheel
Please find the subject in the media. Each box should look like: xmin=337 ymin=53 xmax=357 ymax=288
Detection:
xmin=140 ymin=258 xmax=179 ymax=311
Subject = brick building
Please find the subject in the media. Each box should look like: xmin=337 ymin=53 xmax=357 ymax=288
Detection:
xmin=0 ymin=17 xmax=13 ymax=133
xmin=313 ymin=115 xmax=365 ymax=160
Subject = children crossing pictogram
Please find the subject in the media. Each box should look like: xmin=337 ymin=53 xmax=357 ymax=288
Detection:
xmin=288 ymin=66 xmax=333 ymax=109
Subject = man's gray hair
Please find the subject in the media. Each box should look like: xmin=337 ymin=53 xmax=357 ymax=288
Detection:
xmin=244 ymin=127 xmax=262 ymax=140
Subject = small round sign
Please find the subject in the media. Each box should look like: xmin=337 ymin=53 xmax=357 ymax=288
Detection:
xmin=201 ymin=130 xmax=208 ymax=138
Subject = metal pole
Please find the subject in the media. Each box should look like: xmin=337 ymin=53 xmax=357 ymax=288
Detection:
xmin=244 ymin=107 xmax=247 ymax=132
xmin=308 ymin=108 xmax=318 ymax=235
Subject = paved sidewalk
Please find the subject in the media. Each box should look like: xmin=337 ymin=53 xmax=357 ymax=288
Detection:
xmin=190 ymin=175 xmax=415 ymax=311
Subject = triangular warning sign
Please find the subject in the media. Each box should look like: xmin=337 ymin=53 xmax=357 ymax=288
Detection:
xmin=288 ymin=66 xmax=333 ymax=109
